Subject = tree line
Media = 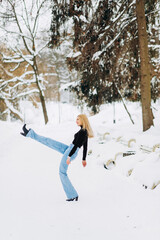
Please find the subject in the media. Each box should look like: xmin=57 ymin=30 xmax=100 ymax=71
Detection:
xmin=50 ymin=0 xmax=160 ymax=131
xmin=0 ymin=0 xmax=160 ymax=131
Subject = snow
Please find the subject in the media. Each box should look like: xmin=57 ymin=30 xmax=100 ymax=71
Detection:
xmin=92 ymin=50 xmax=102 ymax=60
xmin=67 ymin=51 xmax=82 ymax=58
xmin=0 ymin=101 xmax=160 ymax=240
xmin=79 ymin=15 xmax=89 ymax=23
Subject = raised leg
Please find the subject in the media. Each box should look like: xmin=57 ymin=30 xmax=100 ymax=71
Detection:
xmin=26 ymin=129 xmax=68 ymax=154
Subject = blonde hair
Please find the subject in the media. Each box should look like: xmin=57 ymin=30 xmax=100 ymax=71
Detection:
xmin=78 ymin=114 xmax=94 ymax=138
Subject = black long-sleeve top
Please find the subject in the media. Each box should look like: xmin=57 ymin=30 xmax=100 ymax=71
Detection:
xmin=68 ymin=128 xmax=88 ymax=160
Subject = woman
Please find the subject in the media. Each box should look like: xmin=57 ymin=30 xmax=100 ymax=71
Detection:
xmin=21 ymin=114 xmax=94 ymax=202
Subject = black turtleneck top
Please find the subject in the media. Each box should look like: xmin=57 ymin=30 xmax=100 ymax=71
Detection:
xmin=68 ymin=128 xmax=88 ymax=160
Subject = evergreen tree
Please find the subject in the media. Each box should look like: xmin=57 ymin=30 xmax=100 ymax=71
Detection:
xmin=50 ymin=0 xmax=160 ymax=124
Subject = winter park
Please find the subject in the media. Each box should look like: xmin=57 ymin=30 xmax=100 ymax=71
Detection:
xmin=0 ymin=1 xmax=160 ymax=240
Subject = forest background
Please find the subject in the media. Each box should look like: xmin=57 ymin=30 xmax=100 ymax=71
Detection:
xmin=0 ymin=0 xmax=160 ymax=131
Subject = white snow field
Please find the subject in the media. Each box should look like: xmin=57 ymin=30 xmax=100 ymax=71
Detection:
xmin=0 ymin=101 xmax=160 ymax=240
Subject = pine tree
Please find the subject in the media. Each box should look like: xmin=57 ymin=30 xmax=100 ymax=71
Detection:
xmin=50 ymin=0 xmax=160 ymax=127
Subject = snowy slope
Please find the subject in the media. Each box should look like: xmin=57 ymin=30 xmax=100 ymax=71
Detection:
xmin=0 ymin=101 xmax=160 ymax=240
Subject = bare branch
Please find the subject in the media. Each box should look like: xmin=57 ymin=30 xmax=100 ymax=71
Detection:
xmin=32 ymin=0 xmax=48 ymax=36
xmin=7 ymin=0 xmax=32 ymax=54
xmin=22 ymin=0 xmax=34 ymax=39
xmin=0 ymin=25 xmax=33 ymax=41
xmin=0 ymin=63 xmax=14 ymax=77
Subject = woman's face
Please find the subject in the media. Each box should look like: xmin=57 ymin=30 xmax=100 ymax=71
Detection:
xmin=76 ymin=116 xmax=82 ymax=126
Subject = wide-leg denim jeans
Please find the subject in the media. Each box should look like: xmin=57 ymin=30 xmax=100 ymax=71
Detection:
xmin=26 ymin=129 xmax=79 ymax=199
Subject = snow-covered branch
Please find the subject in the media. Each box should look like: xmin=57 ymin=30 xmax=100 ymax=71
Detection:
xmin=5 ymin=99 xmax=23 ymax=121
xmin=32 ymin=0 xmax=48 ymax=37
xmin=0 ymin=0 xmax=51 ymax=123
xmin=7 ymin=0 xmax=32 ymax=55
xmin=35 ymin=42 xmax=49 ymax=56
xmin=0 ymin=25 xmax=33 ymax=41
xmin=2 ymin=54 xmax=25 ymax=64
xmin=16 ymin=47 xmax=34 ymax=65
xmin=0 ymin=64 xmax=14 ymax=77
xmin=22 ymin=0 xmax=33 ymax=37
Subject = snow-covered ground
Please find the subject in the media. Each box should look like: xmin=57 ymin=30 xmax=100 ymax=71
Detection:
xmin=0 ymin=101 xmax=160 ymax=240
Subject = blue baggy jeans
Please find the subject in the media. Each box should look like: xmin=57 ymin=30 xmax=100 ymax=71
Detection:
xmin=26 ymin=129 xmax=79 ymax=199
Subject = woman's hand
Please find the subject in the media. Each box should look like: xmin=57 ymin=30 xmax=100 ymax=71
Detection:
xmin=66 ymin=157 xmax=71 ymax=165
xmin=82 ymin=160 xmax=87 ymax=167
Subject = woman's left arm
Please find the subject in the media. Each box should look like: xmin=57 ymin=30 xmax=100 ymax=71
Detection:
xmin=82 ymin=138 xmax=88 ymax=160
xmin=82 ymin=138 xmax=88 ymax=167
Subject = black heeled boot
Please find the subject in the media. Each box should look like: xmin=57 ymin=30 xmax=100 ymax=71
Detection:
xmin=66 ymin=196 xmax=78 ymax=202
xmin=20 ymin=124 xmax=30 ymax=136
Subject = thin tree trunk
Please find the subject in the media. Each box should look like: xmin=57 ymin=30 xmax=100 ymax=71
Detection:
xmin=39 ymin=91 xmax=49 ymax=124
xmin=115 ymin=84 xmax=135 ymax=125
xmin=136 ymin=0 xmax=154 ymax=131
xmin=55 ymin=67 xmax=61 ymax=123
xmin=9 ymin=0 xmax=49 ymax=125
xmin=33 ymin=59 xmax=49 ymax=124
xmin=36 ymin=78 xmax=49 ymax=124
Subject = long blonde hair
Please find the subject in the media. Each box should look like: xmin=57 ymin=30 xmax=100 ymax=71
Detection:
xmin=78 ymin=114 xmax=94 ymax=138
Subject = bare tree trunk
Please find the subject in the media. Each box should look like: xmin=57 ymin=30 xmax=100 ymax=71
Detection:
xmin=5 ymin=0 xmax=49 ymax=125
xmin=116 ymin=87 xmax=135 ymax=125
xmin=136 ymin=0 xmax=154 ymax=131
xmin=39 ymin=90 xmax=49 ymax=124
xmin=36 ymin=79 xmax=49 ymax=124
xmin=33 ymin=58 xmax=49 ymax=124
